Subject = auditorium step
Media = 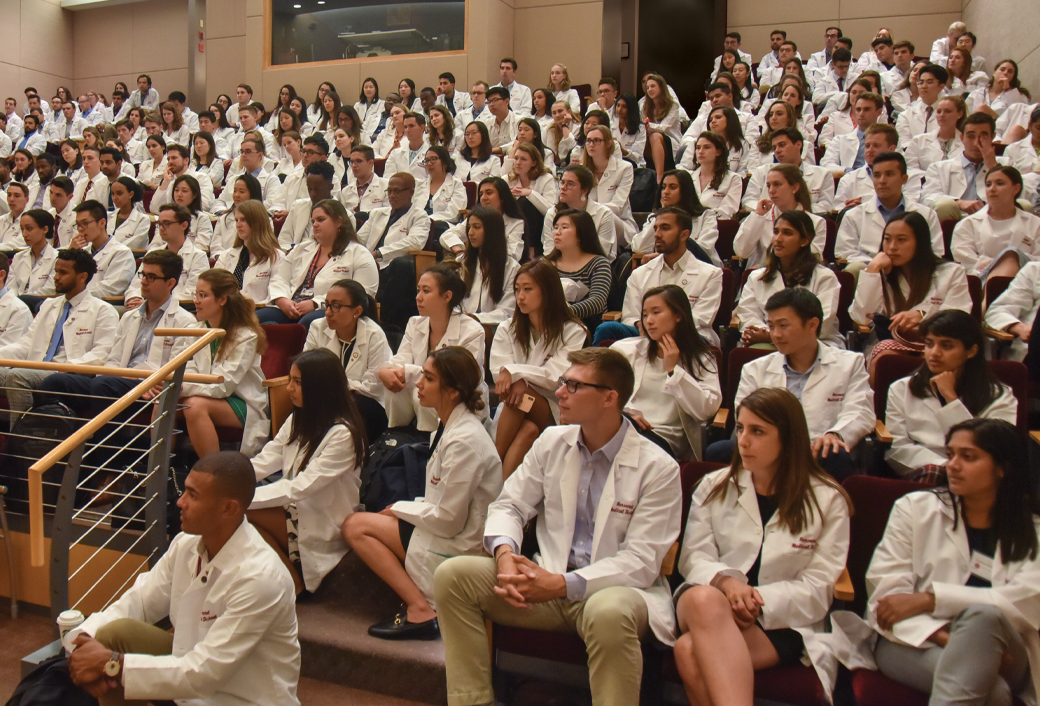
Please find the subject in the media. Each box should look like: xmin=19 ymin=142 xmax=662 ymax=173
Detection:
xmin=295 ymin=552 xmax=448 ymax=705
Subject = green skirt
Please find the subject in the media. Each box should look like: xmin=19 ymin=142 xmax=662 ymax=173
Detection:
xmin=226 ymin=394 xmax=248 ymax=426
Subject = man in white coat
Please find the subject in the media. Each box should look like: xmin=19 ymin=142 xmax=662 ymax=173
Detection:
xmin=358 ymin=172 xmax=431 ymax=270
xmin=384 ymin=113 xmax=430 ymax=183
xmin=435 ymin=348 xmax=681 ymax=706
xmin=742 ymin=128 xmax=836 ymax=213
xmin=0 ymin=253 xmax=32 ymax=346
xmin=150 ymin=144 xmax=215 ymax=213
xmin=435 ymin=72 xmax=473 ymax=120
xmin=711 ymin=289 xmax=874 ymax=480
xmin=47 ymin=101 xmax=88 ymax=143
xmin=483 ymin=86 xmax=521 ymax=154
xmin=66 ymin=451 xmax=301 ymax=706
xmin=921 ymin=112 xmax=1001 ymax=221
xmin=807 ymin=27 xmax=843 ymax=75
xmin=0 ymin=248 xmax=119 ymax=420
xmin=280 ymin=162 xmax=355 ymax=250
xmin=821 ymin=92 xmax=884 ymax=178
xmin=929 ymin=21 xmax=967 ymax=65
xmin=69 ymin=200 xmax=137 ymax=299
xmin=492 ymin=58 xmax=533 ymax=116
xmin=340 ymin=145 xmax=389 ymax=217
xmin=215 ymin=138 xmax=286 ymax=215
xmin=895 ymin=64 xmax=948 ymax=149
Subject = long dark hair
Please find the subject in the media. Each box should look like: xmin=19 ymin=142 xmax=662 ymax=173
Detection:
xmin=705 ymin=387 xmax=851 ymax=535
xmin=546 ymin=209 xmax=606 ymax=260
xmin=641 ymin=285 xmax=714 ymax=380
xmin=59 ymin=139 xmax=83 ymax=172
xmin=193 ymin=131 xmax=218 ymax=167
xmin=510 ymin=259 xmax=584 ymax=357
xmin=477 ymin=177 xmax=523 ymax=220
xmin=708 ymin=105 xmax=744 ymax=156
xmin=940 ymin=419 xmax=1038 ymax=563
xmin=358 ymin=77 xmax=380 ymax=105
xmin=172 ymin=175 xmax=202 ymax=215
xmin=331 ymin=278 xmax=379 ymax=323
xmin=908 ymin=310 xmax=1003 ymax=414
xmin=517 ymin=117 xmax=549 ymax=156
xmin=761 ymin=211 xmax=819 ymax=287
xmin=287 ymin=349 xmax=368 ymax=469
xmin=617 ymin=93 xmax=641 ymax=135
xmin=881 ymin=212 xmax=941 ymax=314
xmin=696 ymin=130 xmax=730 ymax=191
xmin=462 ymin=207 xmax=508 ymax=306
xmin=657 ymin=169 xmax=706 ymax=217
xmin=460 ymin=121 xmax=493 ymax=163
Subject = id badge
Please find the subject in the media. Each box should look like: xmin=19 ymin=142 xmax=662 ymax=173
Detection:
xmin=970 ymin=551 xmax=994 ymax=584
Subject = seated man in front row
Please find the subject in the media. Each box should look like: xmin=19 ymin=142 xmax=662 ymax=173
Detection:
xmin=67 ymin=451 xmax=301 ymax=706
xmin=435 ymin=348 xmax=681 ymax=706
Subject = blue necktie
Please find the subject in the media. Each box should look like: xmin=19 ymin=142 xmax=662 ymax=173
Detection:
xmin=853 ymin=132 xmax=866 ymax=170
xmin=962 ymin=162 xmax=982 ymax=202
xmin=44 ymin=301 xmax=71 ymax=363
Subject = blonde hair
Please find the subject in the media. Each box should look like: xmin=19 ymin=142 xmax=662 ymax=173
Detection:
xmin=508 ymin=142 xmax=552 ymax=182
xmin=580 ymin=125 xmax=616 ymax=173
xmin=547 ymin=64 xmax=572 ymax=92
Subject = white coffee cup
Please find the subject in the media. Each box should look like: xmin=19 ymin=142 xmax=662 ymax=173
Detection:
xmin=57 ymin=609 xmax=84 ymax=652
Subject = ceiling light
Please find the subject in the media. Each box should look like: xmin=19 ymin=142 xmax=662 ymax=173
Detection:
xmin=293 ymin=3 xmax=301 ymax=7
xmin=317 ymin=1 xmax=325 ymax=4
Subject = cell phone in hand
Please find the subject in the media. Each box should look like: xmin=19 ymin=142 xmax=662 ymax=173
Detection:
xmin=518 ymin=394 xmax=536 ymax=413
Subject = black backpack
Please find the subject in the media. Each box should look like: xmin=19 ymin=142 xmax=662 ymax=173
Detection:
xmin=628 ymin=167 xmax=657 ymax=213
xmin=358 ymin=428 xmax=429 ymax=512
xmin=3 ymin=402 xmax=80 ymax=514
xmin=5 ymin=655 xmax=97 ymax=706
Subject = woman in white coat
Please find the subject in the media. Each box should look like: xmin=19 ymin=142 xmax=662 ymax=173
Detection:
xmin=611 ymin=285 xmax=721 ymax=461
xmin=305 ymin=279 xmax=392 ymax=443
xmin=454 ymin=121 xmax=502 ymax=184
xmin=344 ymin=347 xmax=502 ymax=640
xmin=213 ymin=200 xmax=285 ymax=306
xmin=441 ymin=178 xmax=526 ymax=262
xmin=1001 ymin=106 xmax=1040 ymax=174
xmin=951 ymin=167 xmax=1040 ymax=280
xmin=688 ymin=131 xmax=742 ymax=220
xmin=735 ymin=165 xmax=827 ymax=269
xmin=137 ymin=134 xmax=167 ymax=188
xmin=179 ymin=268 xmax=269 ymax=458
xmin=261 ymin=199 xmax=378 ymax=329
xmin=583 ymin=125 xmax=637 ymax=245
xmin=506 ymin=142 xmax=559 ymax=218
xmin=203 ymin=173 xmax=263 ymax=258
xmin=492 ymin=259 xmax=586 ymax=479
xmin=674 ymin=387 xmax=851 ymax=706
xmin=378 ymin=264 xmax=487 ymax=433
xmin=247 ymin=349 xmax=368 ymax=595
xmin=354 ymin=78 xmax=385 ymax=139
xmin=866 ymin=418 xmax=1040 ymax=705
xmin=457 ymin=207 xmax=519 ymax=325
xmin=967 ymin=60 xmax=1029 ymax=118
xmin=106 ymin=177 xmax=150 ymax=250
xmin=614 ymin=94 xmax=647 ymax=168
xmin=736 ymin=211 xmax=843 ymax=349
xmin=413 ymin=145 xmax=468 ymax=228
xmin=642 ymin=74 xmax=683 ymax=184
xmin=884 ymin=311 xmax=1017 ymax=480
xmin=547 ymin=64 xmax=581 ymax=115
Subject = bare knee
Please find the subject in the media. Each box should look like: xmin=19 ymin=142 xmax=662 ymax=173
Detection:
xmin=677 ymin=585 xmax=730 ymax=631
xmin=650 ymin=133 xmax=665 ymax=146
xmin=516 ymin=419 xmax=540 ymax=445
xmin=342 ymin=511 xmax=373 ymax=545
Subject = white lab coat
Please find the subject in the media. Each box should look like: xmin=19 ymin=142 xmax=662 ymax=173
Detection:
xmin=0 ymin=211 xmax=25 ymax=251
xmin=904 ymin=132 xmax=964 ymax=175
xmin=587 ymin=156 xmax=637 ymax=243
xmin=493 ymin=81 xmax=534 ymax=116
xmin=855 ymin=491 xmax=1040 ymax=706
xmin=834 ymin=167 xmax=924 ymax=206
xmin=251 ymin=418 xmax=362 ymax=592
xmin=340 ymin=175 xmax=388 ymax=214
xmin=152 ymin=171 xmax=216 ymax=214
xmin=895 ymin=101 xmax=942 ymax=150
xmin=485 ymin=423 xmax=682 ymax=644
xmin=0 ymin=291 xmax=118 ymax=364
xmin=735 ymin=264 xmax=844 ymax=348
xmin=817 ymin=110 xmax=855 ymax=148
xmin=137 ymin=157 xmax=167 ymax=188
xmin=489 ymin=319 xmax=586 ymax=422
xmin=268 ymin=239 xmax=378 ymax=304
xmin=820 ymin=131 xmax=866 ymax=172
xmin=921 ymin=157 xmax=995 ymax=211
xmin=616 ymin=124 xmax=647 ymax=168
xmin=0 ymin=289 xmax=32 ymax=346
xmin=733 ymin=207 xmax=827 ymax=270
xmin=850 ymin=261 xmax=972 ymax=326
xmin=216 ymin=172 xmax=286 ymax=214
xmin=836 ymin=198 xmax=944 ymax=265
xmin=984 ymin=260 xmax=1040 ymax=361
xmin=884 ymin=376 xmax=1017 ymax=474
xmin=1003 ymin=136 xmax=1040 ymax=174
xmin=181 ymin=325 xmax=269 ymax=456
xmin=68 ymin=520 xmax=300 ymax=706
xmin=126 ymin=240 xmax=208 ymax=304
xmin=384 ymin=141 xmax=430 ymax=183
xmin=392 ymin=404 xmax=502 ymax=605
xmin=691 ymin=168 xmax=742 ymax=220
xmin=441 ymin=214 xmax=525 ymax=263
xmin=952 ymin=207 xmax=1040 ymax=276
xmin=437 ymin=91 xmax=474 ymax=117
xmin=966 ymin=87 xmax=1029 ymax=117
xmin=460 ymin=257 xmax=519 ymax=325
xmin=15 ymin=132 xmax=45 ymax=156
xmin=108 ymin=300 xmax=197 ymax=369
xmin=213 ymin=247 xmax=286 ymax=306
xmin=736 ymin=346 xmax=874 ymax=445
xmin=381 ymin=313 xmax=487 ymax=431
xmin=87 ymin=238 xmax=138 ymax=298
xmin=413 ymin=173 xmax=468 ymax=224
xmin=611 ymin=336 xmax=721 ymax=460
xmin=108 ymin=208 xmax=152 ymax=249
xmin=622 ymin=251 xmax=722 ymax=345
xmin=997 ymin=102 xmax=1038 ymax=142
xmin=507 ymin=171 xmax=558 ymax=216
xmin=163 ymin=125 xmax=192 ymax=148
xmin=9 ymin=245 xmax=57 ymax=295
xmin=541 ymin=200 xmax=616 ymax=260
xmin=453 ymin=156 xmax=501 ymax=184
xmin=357 ymin=205 xmax=431 ymax=268
xmin=304 ymin=316 xmax=391 ymax=403
xmin=644 ymin=104 xmax=683 ymax=153
xmin=679 ymin=467 xmax=850 ymax=698
xmin=812 ymin=71 xmax=854 ymax=106
xmin=742 ymin=162 xmax=836 ymax=214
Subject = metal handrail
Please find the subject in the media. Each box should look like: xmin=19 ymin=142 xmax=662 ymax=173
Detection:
xmin=5 ymin=327 xmax=227 ymax=567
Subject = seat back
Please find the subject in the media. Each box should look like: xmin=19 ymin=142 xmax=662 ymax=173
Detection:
xmin=985 ymin=275 xmax=1013 ymax=309
xmin=713 ymin=267 xmax=735 ymax=333
xmin=374 ymin=158 xmax=386 ymax=178
xmin=716 ymin=219 xmax=739 ymax=262
xmin=677 ymin=461 xmax=727 ymax=555
xmin=842 ymin=476 xmax=930 ymax=616
xmin=723 ymin=347 xmax=772 ymax=430
xmin=572 ymin=84 xmax=592 ymax=116
xmin=989 ymin=359 xmax=1029 ymax=431
xmin=463 ymin=181 xmax=477 ymax=210
xmin=835 ymin=269 xmax=856 ymax=334
xmin=940 ymin=220 xmax=957 ymax=259
xmin=822 ymin=217 xmax=838 ymax=264
xmin=967 ymin=275 xmax=983 ymax=321
xmin=872 ymin=353 xmax=922 ymax=421
xmin=259 ymin=323 xmax=307 ymax=379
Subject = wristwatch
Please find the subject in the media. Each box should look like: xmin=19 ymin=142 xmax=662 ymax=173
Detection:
xmin=104 ymin=652 xmax=122 ymax=678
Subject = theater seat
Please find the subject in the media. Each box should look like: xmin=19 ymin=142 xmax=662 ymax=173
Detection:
xmin=662 ymin=654 xmax=830 ymax=706
xmin=259 ymin=323 xmax=307 ymax=379
xmin=850 ymin=668 xmax=1028 ymax=706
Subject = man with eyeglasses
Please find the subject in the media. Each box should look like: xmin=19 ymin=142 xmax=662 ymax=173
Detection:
xmin=358 ymin=172 xmax=430 ymax=271
xmin=38 ymin=248 xmax=194 ymax=430
xmin=64 ymin=199 xmax=136 ymax=299
xmin=807 ymin=28 xmax=840 ymax=75
xmin=340 ymin=144 xmax=388 ymax=217
xmin=492 ymin=57 xmax=532 ymax=116
xmin=151 ymin=144 xmax=214 ymax=213
xmin=483 ymin=86 xmax=519 ymax=155
xmin=216 ymin=138 xmax=286 ymax=215
xmin=279 ymin=134 xmax=329 ymax=216
xmin=895 ymin=64 xmax=949 ymax=148
xmin=384 ymin=113 xmax=431 ymax=183
xmin=435 ymin=347 xmax=681 ymax=706
xmin=455 ymin=82 xmax=491 ymax=127
xmin=80 ymin=93 xmax=102 ymax=126
xmin=124 ymin=204 xmax=208 ymax=310
xmin=0 ymin=247 xmax=117 ymax=423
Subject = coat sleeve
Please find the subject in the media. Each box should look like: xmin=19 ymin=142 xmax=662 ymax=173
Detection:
xmin=677 ymin=473 xmax=746 ymax=588
xmin=180 ymin=332 xmax=258 ymax=400
xmin=985 ymin=263 xmax=1040 ymax=332
xmin=93 ymin=248 xmax=138 ymax=298
xmin=733 ymin=211 xmax=770 ymax=260
xmin=835 ymin=208 xmax=865 ymax=263
xmin=828 ymin=358 xmax=876 ymax=446
xmin=919 ymin=162 xmax=947 ymax=209
xmin=884 ymin=383 xmax=949 ymax=472
xmin=526 ymin=174 xmax=558 ymax=214
xmin=663 ymin=362 xmax=722 ymax=422
xmin=757 ymin=488 xmax=850 ymax=630
xmin=950 ymin=218 xmax=980 ymax=273
xmin=717 ymin=176 xmax=742 ymax=221
xmin=503 ymin=323 xmax=585 ymax=390
xmin=352 ymin=327 xmax=392 ymax=400
xmin=850 ymin=271 xmax=885 ymax=324
xmin=251 ymin=426 xmax=360 ymax=509
xmin=68 ymin=304 xmax=120 ymax=366
xmin=249 ymin=419 xmax=290 ymax=483
xmin=741 ymin=168 xmax=765 ymax=212
xmin=690 ymin=265 xmax=723 ymax=333
xmin=376 ymin=212 xmax=431 ymax=262
xmin=267 ymin=247 xmax=298 ymax=302
xmin=733 ymin=273 xmax=766 ymax=331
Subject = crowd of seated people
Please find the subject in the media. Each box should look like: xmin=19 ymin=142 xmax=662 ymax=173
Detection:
xmin=0 ymin=29 xmax=1034 ymax=703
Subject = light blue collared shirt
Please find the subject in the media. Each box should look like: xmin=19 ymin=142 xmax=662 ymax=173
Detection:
xmin=782 ymin=344 xmax=822 ymax=402
xmin=877 ymin=196 xmax=906 ymax=224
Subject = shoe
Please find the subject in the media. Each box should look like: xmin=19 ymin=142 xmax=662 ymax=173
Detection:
xmin=368 ymin=610 xmax=440 ymax=640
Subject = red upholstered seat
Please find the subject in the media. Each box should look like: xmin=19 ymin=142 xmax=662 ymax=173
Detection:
xmin=661 ymin=651 xmax=828 ymax=706
xmin=259 ymin=324 xmax=307 ymax=379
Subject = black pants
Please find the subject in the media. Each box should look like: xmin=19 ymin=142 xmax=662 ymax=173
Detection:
xmin=18 ymin=295 xmax=46 ymax=316
xmin=354 ymin=392 xmax=388 ymax=446
xmin=376 ymin=256 xmax=419 ymax=336
xmin=624 ymin=413 xmax=675 ymax=459
xmin=517 ymin=198 xmax=546 ymax=259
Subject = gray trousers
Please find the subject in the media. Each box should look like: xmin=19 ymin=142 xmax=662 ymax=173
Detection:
xmin=0 ymin=367 xmax=52 ymax=426
xmin=875 ymin=604 xmax=1031 ymax=706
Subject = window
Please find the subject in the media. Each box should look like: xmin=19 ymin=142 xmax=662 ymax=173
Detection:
xmin=269 ymin=0 xmax=466 ymax=66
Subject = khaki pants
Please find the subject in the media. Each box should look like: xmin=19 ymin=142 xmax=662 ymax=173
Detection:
xmin=844 ymin=260 xmax=868 ymax=283
xmin=434 ymin=556 xmax=649 ymax=706
xmin=94 ymin=618 xmax=176 ymax=706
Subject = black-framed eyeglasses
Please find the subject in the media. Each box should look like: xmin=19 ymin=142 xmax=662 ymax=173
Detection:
xmin=140 ymin=272 xmax=173 ymax=283
xmin=557 ymin=377 xmax=612 ymax=394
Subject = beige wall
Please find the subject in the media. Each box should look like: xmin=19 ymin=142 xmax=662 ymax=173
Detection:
xmin=204 ymin=0 xmax=602 ymax=114
xmin=0 ymin=0 xmax=73 ymax=107
xmin=963 ymin=0 xmax=1040 ymax=97
xmin=70 ymin=0 xmax=189 ymax=101
xmin=728 ymin=0 xmax=960 ymax=70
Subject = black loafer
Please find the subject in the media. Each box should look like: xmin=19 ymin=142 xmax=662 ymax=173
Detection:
xmin=368 ymin=610 xmax=440 ymax=640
